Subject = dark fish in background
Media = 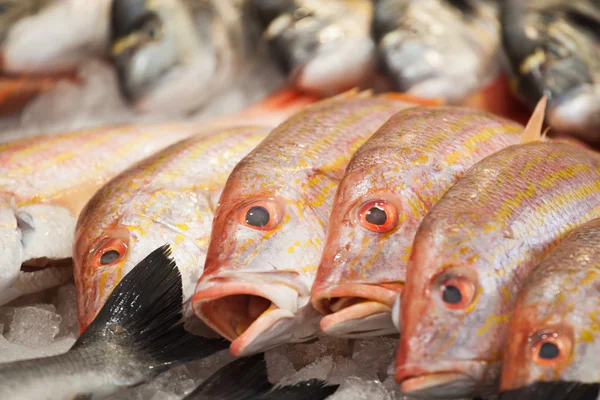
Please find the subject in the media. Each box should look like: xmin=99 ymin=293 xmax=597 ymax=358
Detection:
xmin=498 ymin=218 xmax=600 ymax=400
xmin=249 ymin=0 xmax=377 ymax=96
xmin=110 ymin=0 xmax=285 ymax=115
xmin=0 ymin=245 xmax=228 ymax=400
xmin=184 ymin=352 xmax=339 ymax=399
xmin=501 ymin=0 xmax=600 ymax=143
xmin=373 ymin=0 xmax=503 ymax=104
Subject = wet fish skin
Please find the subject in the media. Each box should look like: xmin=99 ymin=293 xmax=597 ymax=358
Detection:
xmin=0 ymin=0 xmax=111 ymax=74
xmin=395 ymin=141 xmax=600 ymax=398
xmin=374 ymin=0 xmax=502 ymax=104
xmin=0 ymin=245 xmax=228 ymax=400
xmin=250 ymin=0 xmax=377 ymax=95
xmin=310 ymin=106 xmax=523 ymax=338
xmin=110 ymin=0 xmax=282 ymax=114
xmin=0 ymin=123 xmax=198 ymax=306
xmin=73 ymin=125 xmax=271 ymax=332
xmin=501 ymin=0 xmax=600 ymax=142
xmin=499 ymin=218 xmax=600 ymax=393
xmin=192 ymin=92 xmax=416 ymax=357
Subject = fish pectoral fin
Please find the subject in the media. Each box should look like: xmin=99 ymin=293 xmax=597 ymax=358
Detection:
xmin=183 ymin=352 xmax=339 ymax=400
xmin=77 ymin=244 xmax=228 ymax=367
xmin=520 ymin=95 xmax=548 ymax=144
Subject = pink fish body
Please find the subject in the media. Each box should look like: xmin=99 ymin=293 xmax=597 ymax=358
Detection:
xmin=311 ymin=106 xmax=523 ymax=338
xmin=500 ymin=217 xmax=600 ymax=394
xmin=73 ymin=126 xmax=271 ymax=331
xmin=396 ymin=141 xmax=600 ymax=398
xmin=192 ymin=92 xmax=417 ymax=356
xmin=0 ymin=123 xmax=199 ymax=305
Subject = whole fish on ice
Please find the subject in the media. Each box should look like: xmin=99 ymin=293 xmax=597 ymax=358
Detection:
xmin=110 ymin=0 xmax=284 ymax=115
xmin=311 ymin=106 xmax=523 ymax=338
xmin=395 ymin=103 xmax=600 ymax=398
xmin=498 ymin=218 xmax=600 ymax=400
xmin=373 ymin=0 xmax=502 ymax=104
xmin=0 ymin=245 xmax=228 ymax=400
xmin=73 ymin=125 xmax=271 ymax=331
xmin=0 ymin=123 xmax=198 ymax=305
xmin=502 ymin=0 xmax=600 ymax=143
xmin=192 ymin=91 xmax=419 ymax=357
xmin=249 ymin=0 xmax=377 ymax=96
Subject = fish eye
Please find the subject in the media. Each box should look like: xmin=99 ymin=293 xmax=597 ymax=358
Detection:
xmin=531 ymin=330 xmax=572 ymax=367
xmin=437 ymin=275 xmax=477 ymax=310
xmin=357 ymin=200 xmax=398 ymax=233
xmin=91 ymin=238 xmax=128 ymax=267
xmin=238 ymin=200 xmax=282 ymax=231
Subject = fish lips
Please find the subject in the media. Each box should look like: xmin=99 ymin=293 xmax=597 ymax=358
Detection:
xmin=499 ymin=381 xmax=600 ymax=400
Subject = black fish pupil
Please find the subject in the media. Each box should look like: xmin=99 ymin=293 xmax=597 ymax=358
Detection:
xmin=246 ymin=206 xmax=270 ymax=227
xmin=442 ymin=285 xmax=462 ymax=304
xmin=366 ymin=207 xmax=387 ymax=225
xmin=539 ymin=342 xmax=560 ymax=359
xmin=100 ymin=250 xmax=120 ymax=265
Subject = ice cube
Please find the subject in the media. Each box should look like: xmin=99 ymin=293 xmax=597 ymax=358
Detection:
xmin=53 ymin=284 xmax=78 ymax=338
xmin=352 ymin=337 xmax=398 ymax=381
xmin=265 ymin=350 xmax=297 ymax=383
xmin=6 ymin=304 xmax=61 ymax=346
xmin=328 ymin=377 xmax=393 ymax=400
xmin=278 ymin=355 xmax=334 ymax=387
xmin=272 ymin=336 xmax=352 ymax=370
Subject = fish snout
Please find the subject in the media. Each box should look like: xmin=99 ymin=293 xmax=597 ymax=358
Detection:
xmin=395 ymin=360 xmax=489 ymax=399
xmin=192 ymin=273 xmax=319 ymax=356
xmin=311 ymin=282 xmax=401 ymax=338
xmin=0 ymin=207 xmax=23 ymax=302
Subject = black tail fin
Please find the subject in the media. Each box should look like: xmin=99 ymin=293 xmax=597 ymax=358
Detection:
xmin=259 ymin=380 xmax=339 ymax=400
xmin=498 ymin=381 xmax=600 ymax=400
xmin=184 ymin=352 xmax=339 ymax=400
xmin=75 ymin=244 xmax=228 ymax=368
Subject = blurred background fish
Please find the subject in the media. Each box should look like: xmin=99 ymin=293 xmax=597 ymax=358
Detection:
xmin=110 ymin=0 xmax=284 ymax=115
xmin=249 ymin=0 xmax=377 ymax=96
xmin=502 ymin=0 xmax=600 ymax=144
xmin=373 ymin=0 xmax=503 ymax=104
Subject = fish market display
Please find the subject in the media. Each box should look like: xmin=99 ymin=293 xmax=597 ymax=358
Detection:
xmin=110 ymin=0 xmax=284 ymax=115
xmin=373 ymin=0 xmax=502 ymax=104
xmin=0 ymin=123 xmax=199 ymax=306
xmin=250 ymin=0 xmax=377 ymax=96
xmin=73 ymin=125 xmax=271 ymax=331
xmin=498 ymin=218 xmax=600 ymax=399
xmin=184 ymin=352 xmax=339 ymax=399
xmin=502 ymin=0 xmax=600 ymax=143
xmin=311 ymin=106 xmax=524 ymax=338
xmin=192 ymin=92 xmax=418 ymax=357
xmin=396 ymin=137 xmax=600 ymax=397
xmin=0 ymin=245 xmax=228 ymax=400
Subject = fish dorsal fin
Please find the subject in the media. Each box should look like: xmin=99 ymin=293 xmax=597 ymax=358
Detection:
xmin=521 ymin=96 xmax=547 ymax=144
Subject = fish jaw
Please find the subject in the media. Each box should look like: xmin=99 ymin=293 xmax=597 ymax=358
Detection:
xmin=0 ymin=204 xmax=77 ymax=305
xmin=193 ymin=273 xmax=320 ymax=357
xmin=395 ymin=360 xmax=494 ymax=399
xmin=313 ymin=283 xmax=400 ymax=338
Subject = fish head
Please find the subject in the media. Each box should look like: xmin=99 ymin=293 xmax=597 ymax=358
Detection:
xmin=311 ymin=154 xmax=412 ymax=338
xmin=253 ymin=0 xmax=376 ymax=95
xmin=193 ymin=167 xmax=324 ymax=356
xmin=375 ymin=0 xmax=501 ymax=103
xmin=507 ymin=6 xmax=600 ymax=139
xmin=1 ymin=0 xmax=111 ymax=74
xmin=74 ymin=189 xmax=214 ymax=332
xmin=396 ymin=218 xmax=510 ymax=398
xmin=500 ymin=267 xmax=600 ymax=392
xmin=110 ymin=0 xmax=213 ymax=113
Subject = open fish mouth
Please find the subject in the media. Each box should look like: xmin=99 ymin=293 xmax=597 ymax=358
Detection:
xmin=193 ymin=275 xmax=318 ymax=357
xmin=311 ymin=283 xmax=400 ymax=338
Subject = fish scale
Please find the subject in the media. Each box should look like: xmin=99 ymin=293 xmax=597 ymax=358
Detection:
xmin=192 ymin=92 xmax=416 ymax=357
xmin=73 ymin=126 xmax=271 ymax=331
xmin=310 ymin=106 xmax=523 ymax=339
xmin=396 ymin=141 xmax=600 ymax=398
